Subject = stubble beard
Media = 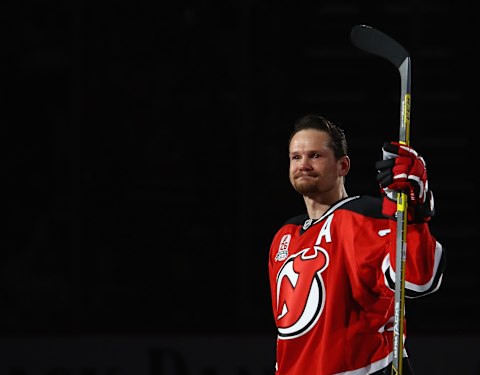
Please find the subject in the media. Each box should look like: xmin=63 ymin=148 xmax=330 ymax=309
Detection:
xmin=292 ymin=178 xmax=320 ymax=197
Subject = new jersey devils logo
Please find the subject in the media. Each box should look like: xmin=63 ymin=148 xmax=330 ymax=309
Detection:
xmin=276 ymin=246 xmax=329 ymax=339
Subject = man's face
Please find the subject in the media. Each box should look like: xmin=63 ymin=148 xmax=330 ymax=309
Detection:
xmin=288 ymin=129 xmax=345 ymax=197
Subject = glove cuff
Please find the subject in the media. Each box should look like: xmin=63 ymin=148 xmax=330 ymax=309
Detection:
xmin=381 ymin=190 xmax=435 ymax=223
xmin=408 ymin=190 xmax=435 ymax=223
xmin=381 ymin=195 xmax=397 ymax=220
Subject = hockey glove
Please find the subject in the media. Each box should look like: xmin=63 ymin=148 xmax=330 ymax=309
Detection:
xmin=375 ymin=141 xmax=435 ymax=223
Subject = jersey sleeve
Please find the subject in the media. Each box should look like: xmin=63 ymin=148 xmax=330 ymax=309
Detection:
xmin=268 ymin=233 xmax=279 ymax=320
xmin=382 ymin=221 xmax=446 ymax=298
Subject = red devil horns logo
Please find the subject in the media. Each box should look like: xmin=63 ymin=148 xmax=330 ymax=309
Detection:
xmin=276 ymin=246 xmax=329 ymax=339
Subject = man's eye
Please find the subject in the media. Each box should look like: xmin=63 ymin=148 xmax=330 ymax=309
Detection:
xmin=313 ymin=153 xmax=320 ymax=158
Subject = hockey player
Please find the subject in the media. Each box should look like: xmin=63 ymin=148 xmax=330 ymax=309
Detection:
xmin=268 ymin=114 xmax=445 ymax=375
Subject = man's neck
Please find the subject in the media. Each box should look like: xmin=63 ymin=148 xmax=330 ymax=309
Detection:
xmin=304 ymin=187 xmax=348 ymax=219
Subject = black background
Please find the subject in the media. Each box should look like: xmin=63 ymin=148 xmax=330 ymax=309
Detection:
xmin=5 ymin=1 xmax=478 ymax=338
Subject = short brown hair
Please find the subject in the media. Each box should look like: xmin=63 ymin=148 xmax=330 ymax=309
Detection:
xmin=289 ymin=114 xmax=348 ymax=159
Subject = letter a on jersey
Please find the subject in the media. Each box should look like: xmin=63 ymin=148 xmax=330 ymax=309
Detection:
xmin=276 ymin=247 xmax=329 ymax=339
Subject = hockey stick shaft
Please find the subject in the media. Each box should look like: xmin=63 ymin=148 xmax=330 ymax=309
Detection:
xmin=350 ymin=25 xmax=411 ymax=375
xmin=393 ymin=56 xmax=411 ymax=375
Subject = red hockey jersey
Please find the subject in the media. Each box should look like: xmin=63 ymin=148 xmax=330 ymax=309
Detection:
xmin=268 ymin=196 xmax=445 ymax=375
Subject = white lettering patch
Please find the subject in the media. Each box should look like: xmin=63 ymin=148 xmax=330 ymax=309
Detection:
xmin=275 ymin=234 xmax=291 ymax=261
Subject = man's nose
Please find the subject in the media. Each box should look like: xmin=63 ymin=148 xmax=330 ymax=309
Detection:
xmin=298 ymin=161 xmax=312 ymax=171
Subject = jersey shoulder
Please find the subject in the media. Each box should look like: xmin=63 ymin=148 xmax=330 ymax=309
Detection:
xmin=338 ymin=195 xmax=384 ymax=219
xmin=278 ymin=195 xmax=384 ymax=229
xmin=283 ymin=213 xmax=308 ymax=226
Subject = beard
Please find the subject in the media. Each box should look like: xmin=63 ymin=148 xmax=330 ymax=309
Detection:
xmin=291 ymin=176 xmax=321 ymax=196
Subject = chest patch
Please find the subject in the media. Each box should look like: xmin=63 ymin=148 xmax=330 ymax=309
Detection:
xmin=276 ymin=246 xmax=330 ymax=339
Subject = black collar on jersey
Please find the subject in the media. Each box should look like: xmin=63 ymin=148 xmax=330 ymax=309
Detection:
xmin=299 ymin=196 xmax=360 ymax=235
xmin=302 ymin=218 xmax=315 ymax=231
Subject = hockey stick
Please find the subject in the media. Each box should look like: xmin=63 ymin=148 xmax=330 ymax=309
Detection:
xmin=350 ymin=24 xmax=411 ymax=375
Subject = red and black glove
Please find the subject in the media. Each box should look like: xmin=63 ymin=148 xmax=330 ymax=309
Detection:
xmin=375 ymin=141 xmax=435 ymax=223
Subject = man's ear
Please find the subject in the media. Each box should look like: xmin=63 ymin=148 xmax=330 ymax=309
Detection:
xmin=339 ymin=156 xmax=350 ymax=177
